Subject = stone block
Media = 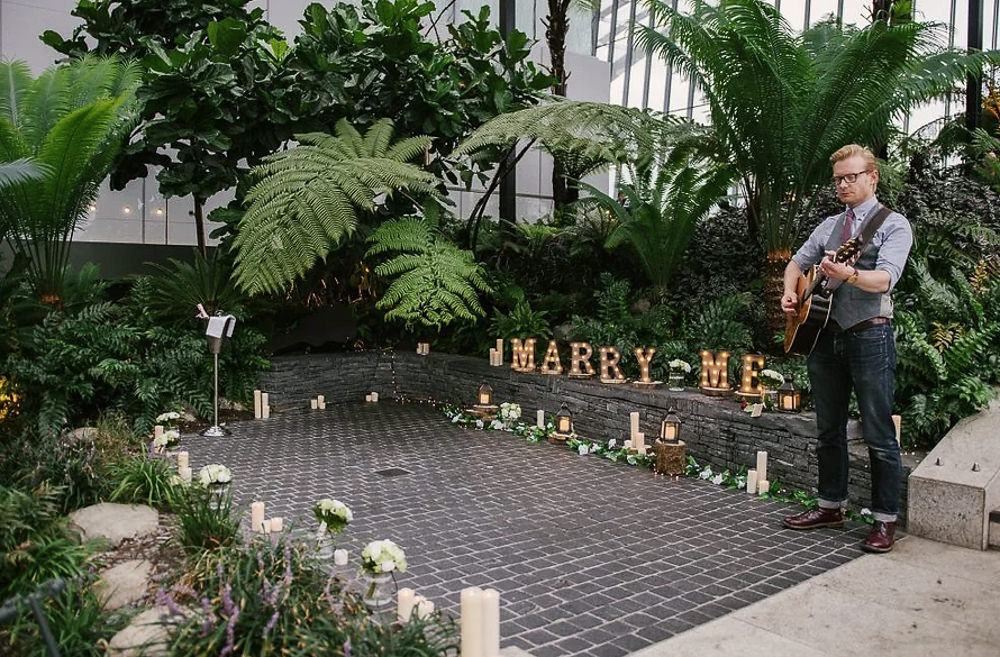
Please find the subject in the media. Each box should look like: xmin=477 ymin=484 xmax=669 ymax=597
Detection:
xmin=907 ymin=395 xmax=1000 ymax=550
xmin=69 ymin=503 xmax=159 ymax=548
xmin=95 ymin=559 xmax=153 ymax=610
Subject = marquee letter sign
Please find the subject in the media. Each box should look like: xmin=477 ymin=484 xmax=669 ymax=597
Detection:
xmin=568 ymin=342 xmax=596 ymax=377
xmin=599 ymin=346 xmax=627 ymax=383
xmin=699 ymin=349 xmax=731 ymax=394
xmin=633 ymin=347 xmax=658 ymax=385
xmin=540 ymin=340 xmax=564 ymax=375
xmin=738 ymin=354 xmax=765 ymax=398
xmin=510 ymin=338 xmax=537 ymax=372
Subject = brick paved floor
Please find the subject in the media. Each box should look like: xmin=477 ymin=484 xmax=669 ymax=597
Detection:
xmin=182 ymin=402 xmax=870 ymax=657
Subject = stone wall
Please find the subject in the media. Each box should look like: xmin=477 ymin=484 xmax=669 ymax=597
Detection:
xmin=260 ymin=351 xmax=912 ymax=523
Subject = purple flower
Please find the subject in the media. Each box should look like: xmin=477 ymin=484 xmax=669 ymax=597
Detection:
xmin=344 ymin=639 xmax=352 ymax=657
xmin=262 ymin=611 xmax=279 ymax=637
xmin=155 ymin=587 xmax=183 ymax=616
xmin=199 ymin=598 xmax=214 ymax=637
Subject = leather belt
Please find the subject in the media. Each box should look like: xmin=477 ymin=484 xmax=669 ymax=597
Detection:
xmin=826 ymin=317 xmax=890 ymax=334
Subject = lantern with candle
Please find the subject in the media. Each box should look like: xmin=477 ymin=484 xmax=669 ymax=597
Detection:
xmin=777 ymin=376 xmax=801 ymax=412
xmin=660 ymin=408 xmax=682 ymax=443
xmin=550 ymin=403 xmax=574 ymax=443
xmin=469 ymin=382 xmax=498 ymax=420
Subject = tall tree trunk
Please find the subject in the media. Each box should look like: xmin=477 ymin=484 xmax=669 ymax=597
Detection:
xmin=545 ymin=0 xmax=572 ymax=209
xmin=764 ymin=248 xmax=792 ymax=344
xmin=193 ymin=196 xmax=207 ymax=258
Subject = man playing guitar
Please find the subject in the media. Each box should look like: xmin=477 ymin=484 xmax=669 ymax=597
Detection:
xmin=780 ymin=144 xmax=913 ymax=553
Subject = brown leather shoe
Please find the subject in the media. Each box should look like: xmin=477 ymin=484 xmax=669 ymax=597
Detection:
xmin=862 ymin=521 xmax=896 ymax=553
xmin=783 ymin=507 xmax=844 ymax=530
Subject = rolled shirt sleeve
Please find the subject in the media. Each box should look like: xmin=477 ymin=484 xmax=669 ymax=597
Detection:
xmin=874 ymin=213 xmax=913 ymax=291
xmin=791 ymin=217 xmax=836 ymax=270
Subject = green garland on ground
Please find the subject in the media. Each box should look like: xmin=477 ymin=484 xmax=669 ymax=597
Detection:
xmin=439 ymin=403 xmax=875 ymax=525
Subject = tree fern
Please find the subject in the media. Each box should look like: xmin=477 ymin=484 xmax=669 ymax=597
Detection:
xmin=232 ymin=119 xmax=439 ymax=295
xmin=365 ymin=219 xmax=492 ymax=330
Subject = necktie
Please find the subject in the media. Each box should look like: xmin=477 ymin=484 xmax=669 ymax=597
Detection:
xmin=841 ymin=208 xmax=855 ymax=244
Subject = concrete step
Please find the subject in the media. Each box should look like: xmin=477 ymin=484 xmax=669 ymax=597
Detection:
xmin=907 ymin=393 xmax=1000 ymax=550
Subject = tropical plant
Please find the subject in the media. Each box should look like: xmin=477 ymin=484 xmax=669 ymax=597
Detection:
xmin=453 ymin=100 xmax=701 ymax=248
xmin=581 ymin=158 xmax=733 ymax=296
xmin=0 ymin=158 xmax=45 ymax=189
xmin=490 ymin=299 xmax=553 ymax=341
xmin=0 ymin=57 xmax=139 ymax=300
xmin=232 ymin=119 xmax=438 ymax=295
xmin=636 ymin=0 xmax=1000 ymax=325
xmin=366 ymin=218 xmax=493 ymax=330
xmin=144 ymin=249 xmax=244 ymax=322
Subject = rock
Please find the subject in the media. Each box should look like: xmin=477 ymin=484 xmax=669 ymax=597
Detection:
xmin=69 ymin=503 xmax=159 ymax=548
xmin=65 ymin=427 xmax=98 ymax=444
xmin=107 ymin=606 xmax=179 ymax=657
xmin=96 ymin=559 xmax=153 ymax=611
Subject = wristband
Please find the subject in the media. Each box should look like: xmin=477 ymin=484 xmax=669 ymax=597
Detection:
xmin=846 ymin=269 xmax=859 ymax=286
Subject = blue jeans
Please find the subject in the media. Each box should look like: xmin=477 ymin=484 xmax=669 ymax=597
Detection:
xmin=807 ymin=323 xmax=902 ymax=522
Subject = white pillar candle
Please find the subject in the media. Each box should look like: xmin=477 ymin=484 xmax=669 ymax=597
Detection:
xmin=634 ymin=432 xmax=646 ymax=453
xmin=318 ymin=400 xmax=326 ymax=410
xmin=495 ymin=338 xmax=503 ymax=363
xmin=317 ymin=395 xmax=325 ymax=405
xmin=746 ymin=469 xmax=757 ymax=494
xmin=178 ymin=466 xmax=192 ymax=483
xmin=372 ymin=392 xmax=379 ymax=402
xmin=481 ymin=588 xmax=500 ymax=657
xmin=261 ymin=393 xmax=270 ymax=418
xmin=153 ymin=425 xmax=164 ymax=440
xmin=176 ymin=451 xmax=189 ymax=469
xmin=415 ymin=598 xmax=434 ymax=618
xmin=756 ymin=450 xmax=768 ymax=484
xmin=460 ymin=587 xmax=485 ymax=657
xmin=270 ymin=517 xmax=283 ymax=532
xmin=489 ymin=348 xmax=496 ymax=365
xmin=250 ymin=501 xmax=266 ymax=532
xmin=254 ymin=389 xmax=262 ymax=419
xmin=629 ymin=412 xmax=640 ymax=439
xmin=310 ymin=399 xmax=318 ymax=410
xmin=262 ymin=519 xmax=271 ymax=534
xmin=365 ymin=394 xmax=372 ymax=402
xmin=536 ymin=409 xmax=545 ymax=428
xmin=397 ymin=588 xmax=416 ymax=621
xmin=892 ymin=414 xmax=901 ymax=444
xmin=757 ymin=479 xmax=769 ymax=495
xmin=334 ymin=549 xmax=348 ymax=566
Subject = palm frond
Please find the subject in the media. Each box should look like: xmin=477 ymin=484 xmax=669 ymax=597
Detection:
xmin=232 ymin=121 xmax=439 ymax=296
xmin=366 ymin=219 xmax=492 ymax=330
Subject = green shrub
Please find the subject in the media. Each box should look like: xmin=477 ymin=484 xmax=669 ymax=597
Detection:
xmin=0 ymin=577 xmax=126 ymax=657
xmin=0 ymin=483 xmax=94 ymax=597
xmin=106 ymin=453 xmax=179 ymax=509
xmin=174 ymin=485 xmax=241 ymax=554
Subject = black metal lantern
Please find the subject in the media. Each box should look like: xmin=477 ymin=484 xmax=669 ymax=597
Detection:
xmin=777 ymin=376 xmax=801 ymax=412
xmin=477 ymin=382 xmax=493 ymax=406
xmin=660 ymin=408 xmax=682 ymax=443
xmin=555 ymin=403 xmax=573 ymax=435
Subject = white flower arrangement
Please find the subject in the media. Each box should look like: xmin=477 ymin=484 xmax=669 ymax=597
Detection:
xmin=607 ymin=438 xmax=617 ymax=449
xmin=698 ymin=466 xmax=713 ymax=480
xmin=710 ymin=473 xmax=724 ymax=485
xmin=156 ymin=411 xmax=181 ymax=428
xmin=360 ymin=539 xmax=407 ymax=574
xmin=153 ymin=429 xmax=180 ymax=450
xmin=759 ymin=369 xmax=785 ymax=388
xmin=475 ymin=419 xmax=484 ymax=429
xmin=489 ymin=419 xmax=507 ymax=431
xmin=499 ymin=402 xmax=521 ymax=423
xmin=668 ymin=359 xmax=692 ymax=373
xmin=314 ymin=498 xmax=353 ymax=533
xmin=577 ymin=444 xmax=588 ymax=455
xmin=198 ymin=464 xmax=232 ymax=487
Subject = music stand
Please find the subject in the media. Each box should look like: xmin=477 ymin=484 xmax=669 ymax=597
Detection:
xmin=202 ymin=314 xmax=236 ymax=437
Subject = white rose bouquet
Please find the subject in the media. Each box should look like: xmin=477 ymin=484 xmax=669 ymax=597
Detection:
xmin=668 ymin=359 xmax=692 ymax=374
xmin=198 ymin=464 xmax=232 ymax=487
xmin=499 ymin=402 xmax=521 ymax=423
xmin=156 ymin=411 xmax=181 ymax=429
xmin=360 ymin=539 xmax=407 ymax=574
xmin=153 ymin=428 xmax=180 ymax=450
xmin=314 ymin=498 xmax=353 ymax=534
xmin=759 ymin=369 xmax=784 ymax=389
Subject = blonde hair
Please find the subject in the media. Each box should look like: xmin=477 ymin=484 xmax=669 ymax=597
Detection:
xmin=830 ymin=144 xmax=878 ymax=172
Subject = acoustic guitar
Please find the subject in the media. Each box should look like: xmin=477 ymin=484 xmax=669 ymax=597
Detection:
xmin=784 ymin=237 xmax=863 ymax=355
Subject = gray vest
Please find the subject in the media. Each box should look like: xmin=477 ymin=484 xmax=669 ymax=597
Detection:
xmin=824 ymin=210 xmax=894 ymax=329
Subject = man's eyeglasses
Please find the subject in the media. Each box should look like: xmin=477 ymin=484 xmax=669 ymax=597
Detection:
xmin=832 ymin=170 xmax=871 ymax=186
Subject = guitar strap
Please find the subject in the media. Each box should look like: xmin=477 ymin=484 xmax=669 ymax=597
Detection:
xmin=856 ymin=204 xmax=893 ymax=252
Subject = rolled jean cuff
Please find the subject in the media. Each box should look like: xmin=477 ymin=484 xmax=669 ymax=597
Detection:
xmin=818 ymin=499 xmax=845 ymax=510
xmin=872 ymin=511 xmax=897 ymax=523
